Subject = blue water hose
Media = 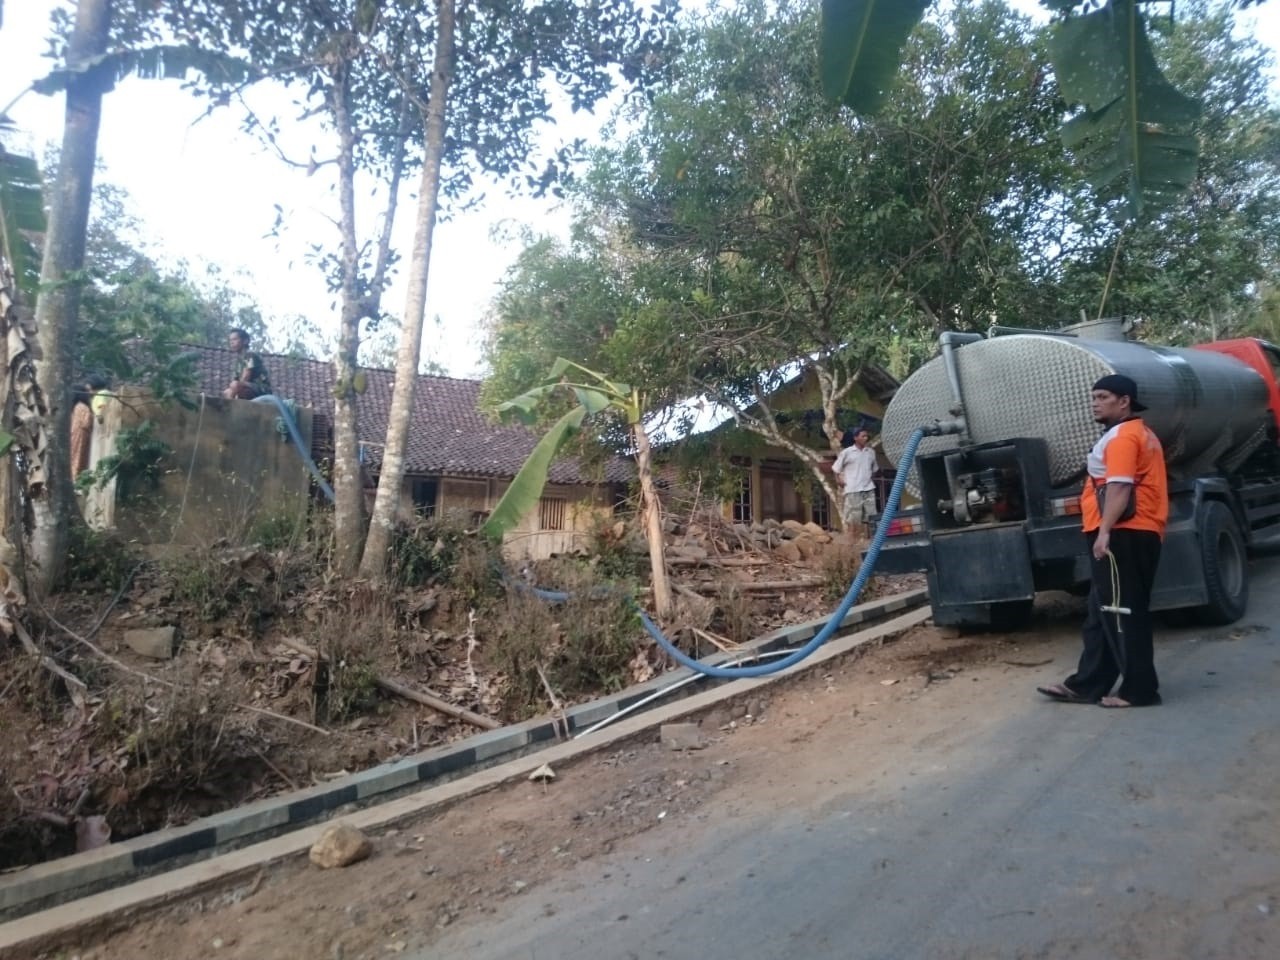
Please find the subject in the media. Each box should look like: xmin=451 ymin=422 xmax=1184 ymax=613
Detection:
xmin=633 ymin=427 xmax=927 ymax=678
xmin=252 ymin=393 xmax=336 ymax=503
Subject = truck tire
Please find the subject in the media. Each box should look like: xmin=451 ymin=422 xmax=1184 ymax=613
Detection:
xmin=1195 ymin=500 xmax=1248 ymax=625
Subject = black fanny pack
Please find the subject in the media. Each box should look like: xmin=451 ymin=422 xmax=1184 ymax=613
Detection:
xmin=1093 ymin=480 xmax=1138 ymax=523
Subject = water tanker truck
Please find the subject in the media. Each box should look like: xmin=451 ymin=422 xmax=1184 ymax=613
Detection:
xmin=874 ymin=320 xmax=1280 ymax=629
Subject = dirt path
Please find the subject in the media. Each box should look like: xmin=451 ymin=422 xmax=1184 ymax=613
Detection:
xmin=47 ymin=598 xmax=1082 ymax=960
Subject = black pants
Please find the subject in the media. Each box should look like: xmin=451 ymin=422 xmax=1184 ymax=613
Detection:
xmin=1065 ymin=529 xmax=1163 ymax=705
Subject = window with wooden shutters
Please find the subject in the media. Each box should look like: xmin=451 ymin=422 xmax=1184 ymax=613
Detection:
xmin=539 ymin=496 xmax=567 ymax=530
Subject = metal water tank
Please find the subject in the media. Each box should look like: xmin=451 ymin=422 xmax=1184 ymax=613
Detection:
xmin=882 ymin=334 xmax=1271 ymax=491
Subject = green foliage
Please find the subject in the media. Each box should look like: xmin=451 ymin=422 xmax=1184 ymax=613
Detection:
xmin=817 ymin=0 xmax=1255 ymax=220
xmin=322 ymin=655 xmax=381 ymax=724
xmin=0 ymin=140 xmax=45 ymax=302
xmin=248 ymin=505 xmax=309 ymax=551
xmin=75 ymin=421 xmax=172 ymax=502
xmin=489 ymin=562 xmax=642 ymax=718
xmin=1052 ymin=3 xmax=1280 ymax=336
xmin=388 ymin=512 xmax=503 ymax=601
xmin=481 ymin=406 xmax=587 ymax=540
xmin=77 ymin=182 xmax=274 ymax=403
xmin=63 ymin=525 xmax=139 ymax=590
xmin=820 ymin=0 xmax=931 ymax=113
xmin=166 ymin=553 xmax=236 ymax=621
xmin=1052 ymin=1 xmax=1201 ymax=218
xmin=483 ymin=358 xmax=641 ymax=541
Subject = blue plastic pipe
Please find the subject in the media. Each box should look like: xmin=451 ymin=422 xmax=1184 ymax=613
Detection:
xmin=252 ymin=393 xmax=336 ymax=502
xmin=634 ymin=427 xmax=927 ymax=678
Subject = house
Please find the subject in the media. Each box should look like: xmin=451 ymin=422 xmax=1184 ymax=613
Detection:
xmin=673 ymin=365 xmax=900 ymax=528
xmin=89 ymin=344 xmax=631 ymax=559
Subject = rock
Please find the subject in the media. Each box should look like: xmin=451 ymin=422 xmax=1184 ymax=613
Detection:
xmin=75 ymin=815 xmax=112 ymax=852
xmin=529 ymin=763 xmax=556 ymax=783
xmin=781 ymin=519 xmax=805 ymax=531
xmin=309 ymin=823 xmax=372 ymax=869
xmin=803 ymin=521 xmax=825 ymax=536
xmin=793 ymin=536 xmax=818 ymax=560
xmin=611 ymin=521 xmax=627 ymax=540
xmin=668 ymin=544 xmax=708 ymax=561
xmin=774 ymin=540 xmax=802 ymax=562
xmin=123 ymin=626 xmax=175 ymax=660
xmin=700 ymin=709 xmax=731 ymax=730
xmin=660 ymin=722 xmax=706 ymax=751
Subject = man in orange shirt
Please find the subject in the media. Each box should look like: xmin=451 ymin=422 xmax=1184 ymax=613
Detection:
xmin=1038 ymin=374 xmax=1168 ymax=708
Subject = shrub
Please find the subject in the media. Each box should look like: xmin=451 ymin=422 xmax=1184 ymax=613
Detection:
xmin=63 ymin=525 xmax=139 ymax=590
xmin=487 ymin=561 xmax=642 ymax=718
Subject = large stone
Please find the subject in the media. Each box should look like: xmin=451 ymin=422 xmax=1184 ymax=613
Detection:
xmin=781 ymin=519 xmax=805 ymax=531
xmin=123 ymin=626 xmax=175 ymax=660
xmin=661 ymin=722 xmax=706 ymax=751
xmin=793 ymin=536 xmax=818 ymax=560
xmin=774 ymin=540 xmax=802 ymax=563
xmin=309 ymin=823 xmax=372 ymax=869
xmin=803 ymin=521 xmax=826 ymax=536
xmin=670 ymin=544 xmax=708 ymax=561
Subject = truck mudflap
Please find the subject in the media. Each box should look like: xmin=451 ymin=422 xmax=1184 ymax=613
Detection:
xmin=930 ymin=523 xmax=1035 ymax=607
xmin=872 ymin=533 xmax=931 ymax=575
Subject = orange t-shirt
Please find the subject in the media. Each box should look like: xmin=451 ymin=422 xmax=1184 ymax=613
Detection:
xmin=1079 ymin=418 xmax=1168 ymax=537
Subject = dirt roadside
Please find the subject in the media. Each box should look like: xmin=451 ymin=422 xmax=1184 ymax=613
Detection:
xmin=41 ymin=597 xmax=1084 ymax=960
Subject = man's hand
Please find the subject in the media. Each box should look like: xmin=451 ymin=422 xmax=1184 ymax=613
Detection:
xmin=1092 ymin=528 xmax=1111 ymax=560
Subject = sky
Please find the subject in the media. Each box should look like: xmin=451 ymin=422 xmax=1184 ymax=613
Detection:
xmin=1 ymin=1 xmax=1277 ymax=380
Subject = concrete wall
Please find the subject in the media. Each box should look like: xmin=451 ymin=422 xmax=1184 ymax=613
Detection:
xmin=84 ymin=388 xmax=314 ymax=547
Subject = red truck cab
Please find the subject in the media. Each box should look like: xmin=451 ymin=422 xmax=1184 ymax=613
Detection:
xmin=1193 ymin=338 xmax=1280 ymax=441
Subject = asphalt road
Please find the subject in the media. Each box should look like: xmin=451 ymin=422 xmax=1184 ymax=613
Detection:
xmin=424 ymin=554 xmax=1280 ymax=960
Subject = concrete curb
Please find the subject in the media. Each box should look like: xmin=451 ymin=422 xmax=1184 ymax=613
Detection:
xmin=0 ymin=602 xmax=932 ymax=959
xmin=0 ymin=588 xmax=926 ymax=926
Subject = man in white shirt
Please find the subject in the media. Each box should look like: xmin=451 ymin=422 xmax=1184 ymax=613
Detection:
xmin=832 ymin=427 xmax=878 ymax=535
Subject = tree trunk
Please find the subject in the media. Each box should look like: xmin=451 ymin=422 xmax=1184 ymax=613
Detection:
xmin=329 ymin=64 xmax=368 ymax=573
xmin=360 ymin=0 xmax=456 ymax=577
xmin=28 ymin=0 xmax=112 ymax=595
xmin=631 ymin=421 xmax=673 ymax=620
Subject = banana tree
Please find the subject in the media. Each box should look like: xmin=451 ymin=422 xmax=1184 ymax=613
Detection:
xmin=819 ymin=0 xmax=1223 ymax=220
xmin=482 ymin=358 xmax=674 ymax=620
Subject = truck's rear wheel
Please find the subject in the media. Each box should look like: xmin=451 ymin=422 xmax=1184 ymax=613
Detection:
xmin=1195 ymin=500 xmax=1248 ymax=625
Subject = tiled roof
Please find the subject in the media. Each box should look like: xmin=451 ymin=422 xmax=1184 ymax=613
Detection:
xmin=186 ymin=344 xmax=632 ymax=484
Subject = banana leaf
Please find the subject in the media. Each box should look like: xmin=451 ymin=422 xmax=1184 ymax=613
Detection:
xmin=0 ymin=144 xmax=45 ymax=303
xmin=32 ymin=45 xmax=256 ymax=96
xmin=1049 ymin=0 xmax=1201 ymax=218
xmin=481 ymin=405 xmax=588 ymax=540
xmin=819 ymin=0 xmax=932 ymax=114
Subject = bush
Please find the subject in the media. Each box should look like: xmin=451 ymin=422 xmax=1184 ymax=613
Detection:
xmin=63 ymin=525 xmax=139 ymax=590
xmin=487 ymin=561 xmax=642 ymax=718
xmin=165 ymin=552 xmax=241 ymax=621
xmin=820 ymin=538 xmax=876 ymax=603
xmin=388 ymin=511 xmax=502 ymax=601
xmin=312 ymin=588 xmax=394 ymax=722
xmin=249 ymin=505 xmax=308 ymax=551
